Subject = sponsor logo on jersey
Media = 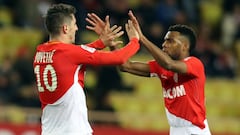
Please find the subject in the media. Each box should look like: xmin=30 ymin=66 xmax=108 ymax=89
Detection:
xmin=163 ymin=85 xmax=186 ymax=99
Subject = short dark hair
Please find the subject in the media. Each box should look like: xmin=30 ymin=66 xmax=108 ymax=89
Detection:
xmin=168 ymin=24 xmax=196 ymax=54
xmin=45 ymin=3 xmax=76 ymax=35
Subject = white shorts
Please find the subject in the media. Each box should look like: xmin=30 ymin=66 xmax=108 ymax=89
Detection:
xmin=169 ymin=120 xmax=211 ymax=135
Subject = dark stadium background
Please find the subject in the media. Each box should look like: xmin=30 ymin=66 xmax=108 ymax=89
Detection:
xmin=0 ymin=0 xmax=239 ymax=134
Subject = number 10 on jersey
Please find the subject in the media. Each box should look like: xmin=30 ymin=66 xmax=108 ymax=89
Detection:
xmin=34 ymin=64 xmax=57 ymax=92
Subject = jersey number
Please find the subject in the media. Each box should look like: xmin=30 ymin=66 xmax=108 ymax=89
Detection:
xmin=34 ymin=64 xmax=57 ymax=92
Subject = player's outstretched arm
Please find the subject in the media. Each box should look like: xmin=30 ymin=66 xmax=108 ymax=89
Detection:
xmin=117 ymin=20 xmax=150 ymax=77
xmin=82 ymin=20 xmax=140 ymax=66
xmin=85 ymin=12 xmax=150 ymax=76
xmin=128 ymin=10 xmax=187 ymax=73
xmin=120 ymin=61 xmax=150 ymax=77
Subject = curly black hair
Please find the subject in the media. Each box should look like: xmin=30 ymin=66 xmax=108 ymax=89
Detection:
xmin=168 ymin=24 xmax=197 ymax=55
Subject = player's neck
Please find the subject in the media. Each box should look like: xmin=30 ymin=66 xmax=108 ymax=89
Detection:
xmin=49 ymin=35 xmax=71 ymax=44
xmin=179 ymin=52 xmax=190 ymax=60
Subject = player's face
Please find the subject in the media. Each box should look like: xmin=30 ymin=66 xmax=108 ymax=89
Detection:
xmin=68 ymin=14 xmax=78 ymax=43
xmin=162 ymin=31 xmax=185 ymax=60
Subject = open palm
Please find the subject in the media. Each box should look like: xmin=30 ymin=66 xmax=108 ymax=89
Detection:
xmin=86 ymin=13 xmax=105 ymax=35
xmin=86 ymin=13 xmax=124 ymax=48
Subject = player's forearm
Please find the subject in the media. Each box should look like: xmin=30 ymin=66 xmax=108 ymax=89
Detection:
xmin=113 ymin=38 xmax=139 ymax=63
xmin=119 ymin=61 xmax=150 ymax=77
xmin=86 ymin=39 xmax=105 ymax=49
xmin=95 ymin=38 xmax=140 ymax=65
xmin=141 ymin=35 xmax=173 ymax=70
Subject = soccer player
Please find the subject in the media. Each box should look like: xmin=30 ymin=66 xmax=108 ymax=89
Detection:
xmin=86 ymin=11 xmax=211 ymax=135
xmin=33 ymin=4 xmax=139 ymax=135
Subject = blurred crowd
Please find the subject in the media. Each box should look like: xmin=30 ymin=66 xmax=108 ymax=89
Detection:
xmin=0 ymin=0 xmax=240 ymax=109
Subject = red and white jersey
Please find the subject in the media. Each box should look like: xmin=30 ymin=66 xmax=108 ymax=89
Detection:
xmin=33 ymin=38 xmax=139 ymax=135
xmin=149 ymin=57 xmax=210 ymax=133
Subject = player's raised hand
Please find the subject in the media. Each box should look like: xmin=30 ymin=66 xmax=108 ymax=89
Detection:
xmin=86 ymin=13 xmax=105 ymax=35
xmin=125 ymin=20 xmax=139 ymax=40
xmin=128 ymin=10 xmax=143 ymax=39
xmin=99 ymin=15 xmax=124 ymax=47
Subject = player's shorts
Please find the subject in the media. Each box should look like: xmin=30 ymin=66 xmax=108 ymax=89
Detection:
xmin=169 ymin=120 xmax=211 ymax=135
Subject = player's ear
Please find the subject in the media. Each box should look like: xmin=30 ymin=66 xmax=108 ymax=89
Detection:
xmin=62 ymin=25 xmax=68 ymax=34
xmin=182 ymin=42 xmax=190 ymax=53
xmin=181 ymin=36 xmax=190 ymax=52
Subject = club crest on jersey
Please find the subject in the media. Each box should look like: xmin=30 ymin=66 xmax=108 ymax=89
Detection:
xmin=163 ymin=85 xmax=186 ymax=99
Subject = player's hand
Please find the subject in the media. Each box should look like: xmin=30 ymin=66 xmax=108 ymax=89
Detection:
xmin=128 ymin=10 xmax=143 ymax=39
xmin=86 ymin=13 xmax=105 ymax=35
xmin=125 ymin=20 xmax=139 ymax=40
xmin=99 ymin=15 xmax=124 ymax=47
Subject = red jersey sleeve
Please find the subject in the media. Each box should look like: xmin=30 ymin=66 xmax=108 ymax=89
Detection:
xmin=148 ymin=57 xmax=205 ymax=78
xmin=148 ymin=60 xmax=165 ymax=77
xmin=183 ymin=57 xmax=205 ymax=77
xmin=86 ymin=39 xmax=105 ymax=49
xmin=64 ymin=38 xmax=139 ymax=65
